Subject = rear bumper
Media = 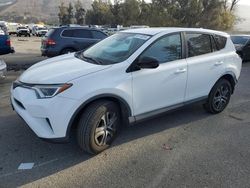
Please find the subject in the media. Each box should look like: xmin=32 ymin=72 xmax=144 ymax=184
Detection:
xmin=41 ymin=48 xmax=60 ymax=57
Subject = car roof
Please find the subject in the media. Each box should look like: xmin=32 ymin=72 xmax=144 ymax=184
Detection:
xmin=231 ymin=34 xmax=250 ymax=38
xmin=121 ymin=27 xmax=228 ymax=37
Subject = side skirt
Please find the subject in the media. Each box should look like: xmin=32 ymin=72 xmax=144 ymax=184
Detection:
xmin=129 ymin=96 xmax=208 ymax=124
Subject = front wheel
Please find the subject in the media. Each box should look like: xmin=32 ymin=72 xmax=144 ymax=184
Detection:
xmin=204 ymin=79 xmax=232 ymax=114
xmin=77 ymin=100 xmax=121 ymax=154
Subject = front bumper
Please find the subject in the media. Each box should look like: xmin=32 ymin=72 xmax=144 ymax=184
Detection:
xmin=11 ymin=85 xmax=77 ymax=140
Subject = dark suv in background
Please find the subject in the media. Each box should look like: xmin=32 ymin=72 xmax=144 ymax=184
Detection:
xmin=41 ymin=26 xmax=108 ymax=57
xmin=231 ymin=35 xmax=250 ymax=61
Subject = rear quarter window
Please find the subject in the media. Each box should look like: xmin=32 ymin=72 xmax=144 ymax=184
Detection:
xmin=214 ymin=35 xmax=227 ymax=50
xmin=45 ymin=28 xmax=55 ymax=37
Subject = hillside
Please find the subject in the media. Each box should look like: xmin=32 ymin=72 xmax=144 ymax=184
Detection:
xmin=0 ymin=0 xmax=92 ymax=24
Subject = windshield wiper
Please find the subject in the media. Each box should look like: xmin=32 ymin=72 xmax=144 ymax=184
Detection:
xmin=75 ymin=52 xmax=102 ymax=65
xmin=83 ymin=55 xmax=103 ymax=65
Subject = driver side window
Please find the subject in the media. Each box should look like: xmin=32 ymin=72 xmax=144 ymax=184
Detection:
xmin=139 ymin=33 xmax=182 ymax=64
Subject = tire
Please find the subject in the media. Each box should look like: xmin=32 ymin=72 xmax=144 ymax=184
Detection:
xmin=204 ymin=79 xmax=232 ymax=114
xmin=60 ymin=48 xmax=75 ymax=55
xmin=77 ymin=100 xmax=121 ymax=154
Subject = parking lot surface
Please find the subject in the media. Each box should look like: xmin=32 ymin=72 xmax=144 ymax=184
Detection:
xmin=0 ymin=42 xmax=250 ymax=187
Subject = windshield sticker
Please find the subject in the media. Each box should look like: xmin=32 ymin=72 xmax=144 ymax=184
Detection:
xmin=134 ymin=34 xmax=150 ymax=40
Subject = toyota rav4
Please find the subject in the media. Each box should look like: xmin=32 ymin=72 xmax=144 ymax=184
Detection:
xmin=11 ymin=28 xmax=242 ymax=154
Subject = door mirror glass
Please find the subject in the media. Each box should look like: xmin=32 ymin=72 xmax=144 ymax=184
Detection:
xmin=138 ymin=56 xmax=159 ymax=69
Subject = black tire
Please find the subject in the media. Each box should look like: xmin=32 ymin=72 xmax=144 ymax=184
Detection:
xmin=77 ymin=100 xmax=121 ymax=154
xmin=204 ymin=79 xmax=232 ymax=114
xmin=60 ymin=48 xmax=75 ymax=55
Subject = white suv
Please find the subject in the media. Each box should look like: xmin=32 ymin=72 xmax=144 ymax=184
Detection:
xmin=11 ymin=28 xmax=242 ymax=154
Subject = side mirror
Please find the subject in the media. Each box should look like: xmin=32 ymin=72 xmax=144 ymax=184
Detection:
xmin=137 ymin=56 xmax=159 ymax=69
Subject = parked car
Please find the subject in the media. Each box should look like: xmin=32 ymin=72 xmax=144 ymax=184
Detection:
xmin=231 ymin=35 xmax=250 ymax=61
xmin=41 ymin=26 xmax=108 ymax=57
xmin=0 ymin=60 xmax=7 ymax=79
xmin=0 ymin=31 xmax=14 ymax=55
xmin=17 ymin=26 xmax=31 ymax=37
xmin=7 ymin=23 xmax=18 ymax=35
xmin=35 ymin=26 xmax=48 ymax=37
xmin=11 ymin=28 xmax=242 ymax=154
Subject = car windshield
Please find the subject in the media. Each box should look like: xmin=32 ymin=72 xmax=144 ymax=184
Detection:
xmin=78 ymin=32 xmax=151 ymax=65
xmin=231 ymin=36 xmax=250 ymax=45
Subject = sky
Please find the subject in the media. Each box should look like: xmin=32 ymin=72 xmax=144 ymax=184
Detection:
xmin=238 ymin=0 xmax=250 ymax=5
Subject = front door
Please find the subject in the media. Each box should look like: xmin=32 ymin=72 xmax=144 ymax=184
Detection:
xmin=132 ymin=33 xmax=188 ymax=116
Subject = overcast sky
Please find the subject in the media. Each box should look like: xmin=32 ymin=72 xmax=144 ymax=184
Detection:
xmin=238 ymin=0 xmax=250 ymax=5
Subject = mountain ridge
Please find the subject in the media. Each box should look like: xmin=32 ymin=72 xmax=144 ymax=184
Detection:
xmin=0 ymin=0 xmax=92 ymax=24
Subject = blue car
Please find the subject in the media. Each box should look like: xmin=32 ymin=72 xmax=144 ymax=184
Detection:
xmin=0 ymin=32 xmax=14 ymax=55
xmin=41 ymin=26 xmax=107 ymax=57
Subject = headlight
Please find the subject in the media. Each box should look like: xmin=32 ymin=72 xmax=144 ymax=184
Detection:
xmin=32 ymin=83 xmax=72 ymax=99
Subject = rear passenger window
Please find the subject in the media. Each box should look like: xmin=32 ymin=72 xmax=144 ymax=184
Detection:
xmin=73 ymin=29 xmax=92 ymax=38
xmin=187 ymin=33 xmax=212 ymax=57
xmin=214 ymin=35 xmax=227 ymax=50
xmin=91 ymin=31 xmax=106 ymax=39
xmin=62 ymin=29 xmax=74 ymax=37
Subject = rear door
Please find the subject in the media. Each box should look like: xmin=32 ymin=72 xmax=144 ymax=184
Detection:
xmin=185 ymin=32 xmax=226 ymax=101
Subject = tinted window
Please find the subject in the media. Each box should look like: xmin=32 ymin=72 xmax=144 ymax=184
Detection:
xmin=91 ymin=30 xmax=106 ymax=39
xmin=73 ymin=29 xmax=92 ymax=38
xmin=231 ymin=36 xmax=249 ymax=45
xmin=62 ymin=29 xmax=74 ymax=37
xmin=211 ymin=36 xmax=218 ymax=52
xmin=214 ymin=35 xmax=227 ymax=50
xmin=139 ymin=34 xmax=182 ymax=64
xmin=187 ymin=33 xmax=212 ymax=57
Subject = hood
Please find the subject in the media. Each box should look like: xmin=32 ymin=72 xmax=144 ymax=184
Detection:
xmin=19 ymin=53 xmax=112 ymax=84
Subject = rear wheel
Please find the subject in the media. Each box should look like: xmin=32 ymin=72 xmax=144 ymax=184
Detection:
xmin=77 ymin=100 xmax=121 ymax=154
xmin=204 ymin=79 xmax=232 ymax=114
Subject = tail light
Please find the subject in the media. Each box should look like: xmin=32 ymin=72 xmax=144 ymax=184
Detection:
xmin=45 ymin=39 xmax=56 ymax=46
xmin=5 ymin=39 xmax=11 ymax=46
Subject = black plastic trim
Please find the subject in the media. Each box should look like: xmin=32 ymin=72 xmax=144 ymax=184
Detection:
xmin=130 ymin=96 xmax=208 ymax=123
xmin=65 ymin=94 xmax=132 ymax=139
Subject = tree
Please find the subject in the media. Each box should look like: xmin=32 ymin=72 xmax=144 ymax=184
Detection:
xmin=86 ymin=0 xmax=113 ymax=25
xmin=85 ymin=0 xmax=240 ymax=30
xmin=58 ymin=2 xmax=68 ymax=25
xmin=75 ymin=0 xmax=86 ymax=25
xmin=67 ymin=2 xmax=75 ymax=24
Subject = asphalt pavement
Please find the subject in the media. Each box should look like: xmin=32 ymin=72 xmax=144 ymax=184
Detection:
xmin=0 ymin=54 xmax=250 ymax=187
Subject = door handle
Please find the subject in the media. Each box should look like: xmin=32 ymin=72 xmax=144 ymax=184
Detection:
xmin=214 ymin=61 xmax=224 ymax=66
xmin=175 ymin=68 xmax=187 ymax=74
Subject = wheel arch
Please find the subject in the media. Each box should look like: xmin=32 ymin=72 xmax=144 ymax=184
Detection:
xmin=60 ymin=47 xmax=77 ymax=54
xmin=66 ymin=94 xmax=132 ymax=138
xmin=218 ymin=72 xmax=237 ymax=94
